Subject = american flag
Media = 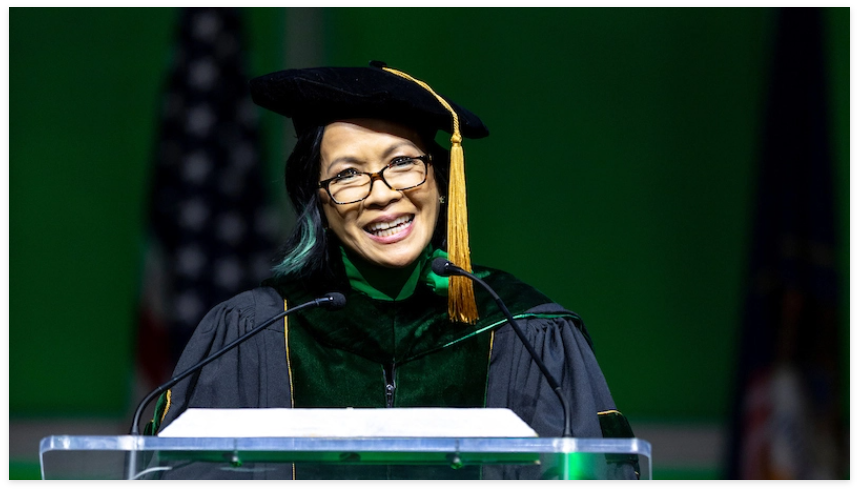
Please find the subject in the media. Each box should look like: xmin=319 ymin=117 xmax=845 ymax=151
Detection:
xmin=137 ymin=7 xmax=278 ymax=388
xmin=725 ymin=8 xmax=845 ymax=479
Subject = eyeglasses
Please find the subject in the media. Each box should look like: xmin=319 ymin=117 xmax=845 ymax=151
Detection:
xmin=318 ymin=156 xmax=431 ymax=205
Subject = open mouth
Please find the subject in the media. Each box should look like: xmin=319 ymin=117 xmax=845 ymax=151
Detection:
xmin=364 ymin=215 xmax=415 ymax=238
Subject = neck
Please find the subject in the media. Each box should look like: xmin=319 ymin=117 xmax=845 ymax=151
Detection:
xmin=341 ymin=247 xmax=422 ymax=300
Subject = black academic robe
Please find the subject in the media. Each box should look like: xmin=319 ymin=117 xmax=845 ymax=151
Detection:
xmin=149 ymin=266 xmax=636 ymax=479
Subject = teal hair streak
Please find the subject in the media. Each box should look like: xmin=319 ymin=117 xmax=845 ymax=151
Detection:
xmin=272 ymin=214 xmax=318 ymax=277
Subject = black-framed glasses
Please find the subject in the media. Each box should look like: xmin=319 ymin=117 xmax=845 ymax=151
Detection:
xmin=318 ymin=156 xmax=432 ymax=205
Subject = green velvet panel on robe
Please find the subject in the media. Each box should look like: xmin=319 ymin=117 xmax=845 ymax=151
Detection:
xmin=270 ymin=248 xmax=555 ymax=410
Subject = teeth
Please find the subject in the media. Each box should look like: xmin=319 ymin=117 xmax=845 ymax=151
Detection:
xmin=366 ymin=216 xmax=413 ymax=237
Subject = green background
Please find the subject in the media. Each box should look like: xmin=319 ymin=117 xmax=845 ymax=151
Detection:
xmin=9 ymin=7 xmax=849 ymax=479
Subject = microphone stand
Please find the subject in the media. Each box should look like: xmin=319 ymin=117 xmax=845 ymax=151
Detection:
xmin=125 ymin=293 xmax=344 ymax=480
xmin=433 ymin=259 xmax=573 ymax=438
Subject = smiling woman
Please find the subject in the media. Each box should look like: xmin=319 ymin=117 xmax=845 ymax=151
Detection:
xmin=147 ymin=62 xmax=636 ymax=480
xmin=318 ymin=120 xmax=440 ymax=270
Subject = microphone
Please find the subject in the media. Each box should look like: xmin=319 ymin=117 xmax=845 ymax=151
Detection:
xmin=432 ymin=258 xmax=573 ymax=438
xmin=129 ymin=292 xmax=346 ymax=436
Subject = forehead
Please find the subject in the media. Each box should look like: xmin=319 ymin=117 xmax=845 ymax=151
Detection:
xmin=320 ymin=119 xmax=427 ymax=158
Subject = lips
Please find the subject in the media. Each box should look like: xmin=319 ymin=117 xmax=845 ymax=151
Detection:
xmin=364 ymin=214 xmax=415 ymax=238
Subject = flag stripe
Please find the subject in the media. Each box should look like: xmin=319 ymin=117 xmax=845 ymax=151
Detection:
xmin=137 ymin=7 xmax=276 ymax=388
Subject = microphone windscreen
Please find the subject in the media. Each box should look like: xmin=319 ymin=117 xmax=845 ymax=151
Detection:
xmin=431 ymin=257 xmax=452 ymax=276
xmin=323 ymin=292 xmax=347 ymax=310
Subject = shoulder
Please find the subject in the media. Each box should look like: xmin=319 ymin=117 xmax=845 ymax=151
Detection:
xmin=194 ymin=286 xmax=285 ymax=335
xmin=214 ymin=287 xmax=283 ymax=312
xmin=261 ymin=274 xmax=320 ymax=305
xmin=472 ymin=263 xmax=533 ymax=290
xmin=471 ymin=264 xmax=555 ymax=316
xmin=472 ymin=264 xmax=554 ymax=301
xmin=472 ymin=264 xmax=594 ymax=350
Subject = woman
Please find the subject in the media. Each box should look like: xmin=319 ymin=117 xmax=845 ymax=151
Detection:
xmin=148 ymin=62 xmax=635 ymax=479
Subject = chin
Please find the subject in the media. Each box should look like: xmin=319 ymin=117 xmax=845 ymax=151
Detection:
xmin=374 ymin=254 xmax=420 ymax=269
xmin=365 ymin=245 xmax=424 ymax=269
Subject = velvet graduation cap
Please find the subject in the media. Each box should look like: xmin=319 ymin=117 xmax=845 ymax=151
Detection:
xmin=249 ymin=61 xmax=489 ymax=324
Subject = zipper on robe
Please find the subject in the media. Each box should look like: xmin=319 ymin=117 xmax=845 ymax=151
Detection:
xmin=382 ymin=363 xmax=397 ymax=408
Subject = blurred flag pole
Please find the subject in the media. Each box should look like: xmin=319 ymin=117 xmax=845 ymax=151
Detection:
xmin=725 ymin=7 xmax=845 ymax=480
xmin=136 ymin=7 xmax=277 ymax=395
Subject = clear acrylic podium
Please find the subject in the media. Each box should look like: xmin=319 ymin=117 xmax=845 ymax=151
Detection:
xmin=40 ymin=435 xmax=651 ymax=479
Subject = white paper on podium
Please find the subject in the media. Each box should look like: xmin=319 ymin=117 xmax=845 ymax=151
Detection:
xmin=158 ymin=408 xmax=538 ymax=438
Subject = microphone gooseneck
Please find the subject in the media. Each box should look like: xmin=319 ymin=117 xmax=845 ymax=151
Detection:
xmin=129 ymin=292 xmax=346 ymax=437
xmin=432 ymin=257 xmax=573 ymax=438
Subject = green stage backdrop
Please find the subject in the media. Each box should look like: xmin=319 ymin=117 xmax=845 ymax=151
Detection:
xmin=9 ymin=7 xmax=849 ymax=479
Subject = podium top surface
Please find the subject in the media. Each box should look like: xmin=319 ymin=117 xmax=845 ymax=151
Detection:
xmin=40 ymin=435 xmax=651 ymax=480
xmin=41 ymin=435 xmax=650 ymax=455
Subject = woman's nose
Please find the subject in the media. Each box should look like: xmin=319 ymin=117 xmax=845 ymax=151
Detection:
xmin=363 ymin=175 xmax=401 ymax=207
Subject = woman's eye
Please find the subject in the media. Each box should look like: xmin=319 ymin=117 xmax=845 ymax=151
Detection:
xmin=335 ymin=168 xmax=360 ymax=179
xmin=390 ymin=157 xmax=416 ymax=167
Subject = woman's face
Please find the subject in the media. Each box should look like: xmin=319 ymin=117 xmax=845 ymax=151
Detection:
xmin=318 ymin=119 xmax=441 ymax=269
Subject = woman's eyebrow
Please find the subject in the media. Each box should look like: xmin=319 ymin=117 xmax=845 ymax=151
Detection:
xmin=324 ymin=142 xmax=421 ymax=174
xmin=323 ymin=156 xmax=363 ymax=175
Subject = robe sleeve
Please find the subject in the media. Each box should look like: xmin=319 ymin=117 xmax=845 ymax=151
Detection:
xmin=147 ymin=287 xmax=291 ymax=435
xmin=485 ymin=303 xmax=639 ymax=479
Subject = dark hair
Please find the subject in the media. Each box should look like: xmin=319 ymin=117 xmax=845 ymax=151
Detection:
xmin=272 ymin=125 xmax=450 ymax=281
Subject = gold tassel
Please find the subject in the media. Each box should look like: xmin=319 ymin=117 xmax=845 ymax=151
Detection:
xmin=446 ymin=133 xmax=479 ymax=324
xmin=382 ymin=66 xmax=479 ymax=323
